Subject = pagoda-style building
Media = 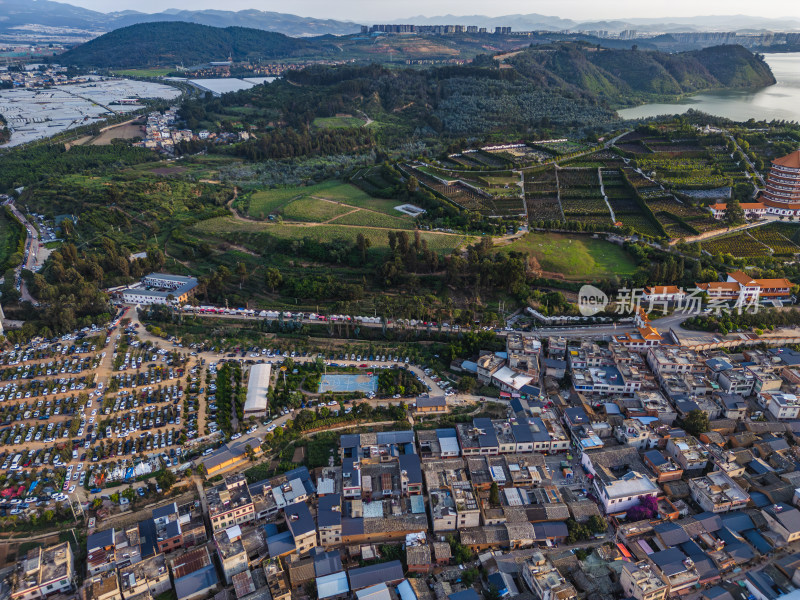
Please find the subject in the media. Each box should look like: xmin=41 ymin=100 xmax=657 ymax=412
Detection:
xmin=762 ymin=149 xmax=800 ymax=216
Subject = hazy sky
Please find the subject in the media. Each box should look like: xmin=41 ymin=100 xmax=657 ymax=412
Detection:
xmin=64 ymin=0 xmax=800 ymax=22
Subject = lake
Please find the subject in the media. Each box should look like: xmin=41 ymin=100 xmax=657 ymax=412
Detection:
xmin=617 ymin=53 xmax=800 ymax=122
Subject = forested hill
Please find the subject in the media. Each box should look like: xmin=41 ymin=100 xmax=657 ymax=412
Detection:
xmin=168 ymin=42 xmax=776 ymax=149
xmin=507 ymin=44 xmax=775 ymax=103
xmin=57 ymin=22 xmax=337 ymax=68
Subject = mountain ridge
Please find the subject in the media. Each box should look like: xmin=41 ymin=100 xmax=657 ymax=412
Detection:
xmin=2 ymin=0 xmax=800 ymax=39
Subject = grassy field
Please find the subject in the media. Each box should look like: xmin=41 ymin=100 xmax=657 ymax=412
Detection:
xmin=129 ymin=155 xmax=240 ymax=181
xmin=312 ymin=116 xmax=366 ymax=129
xmin=502 ymin=232 xmax=638 ymax=280
xmin=242 ymin=181 xmax=409 ymax=220
xmin=328 ymin=210 xmax=414 ymax=229
xmin=281 ymin=197 xmax=353 ymax=222
xmin=193 ymin=216 xmax=470 ymax=253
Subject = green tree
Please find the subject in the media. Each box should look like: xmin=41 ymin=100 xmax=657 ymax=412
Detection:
xmin=725 ymin=197 xmax=745 ymax=225
xmin=587 ymin=515 xmax=607 ymax=534
xmin=156 ymin=469 xmax=177 ymax=491
xmin=265 ymin=267 xmax=282 ymax=293
xmin=682 ymin=409 xmax=710 ymax=437
xmin=489 ymin=481 xmax=500 ymax=506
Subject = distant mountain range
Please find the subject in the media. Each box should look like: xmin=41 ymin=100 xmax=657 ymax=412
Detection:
xmin=1 ymin=0 xmax=800 ymax=41
xmin=405 ymin=13 xmax=800 ymax=32
xmin=0 ymin=0 xmax=362 ymax=37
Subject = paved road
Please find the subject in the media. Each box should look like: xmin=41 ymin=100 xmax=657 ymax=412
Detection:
xmin=4 ymin=199 xmax=42 ymax=303
xmin=147 ymin=304 xmax=637 ymax=341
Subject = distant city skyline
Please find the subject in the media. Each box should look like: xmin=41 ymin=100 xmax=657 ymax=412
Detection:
xmin=61 ymin=0 xmax=800 ymax=23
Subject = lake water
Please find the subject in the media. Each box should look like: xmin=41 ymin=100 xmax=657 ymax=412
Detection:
xmin=617 ymin=53 xmax=800 ymax=122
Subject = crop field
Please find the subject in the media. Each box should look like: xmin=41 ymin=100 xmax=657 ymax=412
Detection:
xmin=467 ymin=151 xmax=510 ymax=168
xmin=760 ymin=222 xmax=800 ymax=245
xmin=192 ymin=216 xmax=470 ymax=253
xmin=312 ymin=116 xmax=366 ymax=129
xmin=646 ymin=198 xmax=710 ymax=220
xmin=607 ymin=195 xmax=641 ymax=214
xmin=501 ymin=232 xmax=638 ymax=280
xmin=524 ymin=169 xmax=558 ymax=197
xmin=617 ymin=142 xmax=652 ymax=154
xmin=532 ymin=140 xmax=592 ymax=156
xmin=748 ymin=224 xmax=800 ymax=255
xmin=558 ymin=168 xmax=600 ymax=188
xmin=561 ymin=196 xmax=610 ymax=217
xmin=327 ymin=209 xmax=414 ymax=229
xmin=448 ymin=155 xmax=486 ymax=169
xmin=703 ymin=232 xmax=772 ymax=257
xmin=280 ymin=197 xmax=353 ymax=222
xmin=644 ymin=196 xmax=724 ymax=235
xmin=526 ymin=197 xmax=563 ymax=222
xmin=406 ymin=165 xmax=522 ymax=217
xmin=622 ymin=167 xmax=656 ymax=189
xmin=656 ymin=212 xmax=698 ymax=238
xmin=615 ymin=214 xmax=663 ymax=238
xmin=351 ymin=166 xmax=396 ymax=196
xmin=635 ymin=156 xmax=731 ymax=190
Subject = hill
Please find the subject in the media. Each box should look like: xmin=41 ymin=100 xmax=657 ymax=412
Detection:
xmin=507 ymin=43 xmax=775 ymax=104
xmin=165 ymin=42 xmax=773 ymax=157
xmin=57 ymin=22 xmax=338 ymax=68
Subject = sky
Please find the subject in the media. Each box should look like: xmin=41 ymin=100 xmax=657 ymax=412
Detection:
xmin=63 ymin=0 xmax=800 ymax=22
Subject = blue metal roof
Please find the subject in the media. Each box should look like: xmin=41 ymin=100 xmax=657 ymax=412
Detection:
xmin=87 ymin=528 xmax=115 ymax=552
xmin=644 ymin=449 xmax=667 ymax=466
xmin=175 ymin=564 xmax=218 ymax=600
xmin=267 ymin=531 xmax=296 ymax=558
xmin=716 ymin=527 xmax=742 ymax=546
xmin=318 ymin=494 xmax=342 ymax=528
xmin=720 ymin=512 xmax=754 ymax=531
xmin=316 ymin=571 xmax=349 ymax=599
xmin=399 ymin=454 xmax=422 ymax=485
xmin=286 ymin=501 xmax=316 ymax=536
xmin=744 ymin=529 xmax=772 ymax=554
xmin=512 ymin=424 xmax=533 ymax=443
xmin=680 ymin=539 xmax=704 ymax=557
xmin=397 ymin=580 xmax=417 ymax=600
xmin=448 ymin=591 xmax=481 ymax=600
xmin=138 ymin=519 xmax=157 ymax=559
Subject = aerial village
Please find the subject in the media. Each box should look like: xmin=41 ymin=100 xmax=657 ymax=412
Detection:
xmin=8 ymin=270 xmax=800 ymax=600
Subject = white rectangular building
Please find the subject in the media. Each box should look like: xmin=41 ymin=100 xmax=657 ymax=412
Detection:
xmin=244 ymin=363 xmax=271 ymax=415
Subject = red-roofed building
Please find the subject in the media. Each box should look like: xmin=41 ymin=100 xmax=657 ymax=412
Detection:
xmin=708 ymin=202 xmax=766 ymax=220
xmin=614 ymin=326 xmax=663 ymax=353
xmin=761 ymin=150 xmax=800 ymax=215
xmin=696 ymin=270 xmax=792 ymax=300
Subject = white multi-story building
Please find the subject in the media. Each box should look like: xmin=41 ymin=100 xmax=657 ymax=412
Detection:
xmin=759 ymin=391 xmax=800 ymax=420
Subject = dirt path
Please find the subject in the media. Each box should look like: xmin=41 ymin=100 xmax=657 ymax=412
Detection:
xmin=322 ymin=207 xmax=360 ymax=224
